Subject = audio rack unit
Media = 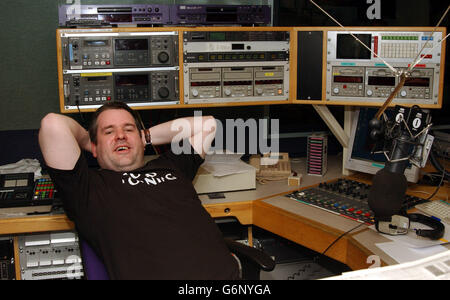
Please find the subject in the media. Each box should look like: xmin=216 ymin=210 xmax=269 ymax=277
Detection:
xmin=58 ymin=4 xmax=272 ymax=27
xmin=294 ymin=27 xmax=446 ymax=108
xmin=326 ymin=29 xmax=443 ymax=106
xmin=17 ymin=232 xmax=83 ymax=280
xmin=58 ymin=4 xmax=171 ymax=27
xmin=62 ymin=69 xmax=179 ymax=109
xmin=57 ymin=29 xmax=180 ymax=112
xmin=182 ymin=29 xmax=291 ymax=104
xmin=0 ymin=237 xmax=15 ymax=280
xmin=60 ymin=31 xmax=179 ymax=70
xmin=170 ymin=4 xmax=271 ymax=26
xmin=57 ymin=26 xmax=446 ymax=112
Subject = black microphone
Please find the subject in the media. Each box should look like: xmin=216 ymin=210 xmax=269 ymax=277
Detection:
xmin=366 ymin=106 xmax=441 ymax=237
xmin=368 ymin=133 xmax=413 ymax=221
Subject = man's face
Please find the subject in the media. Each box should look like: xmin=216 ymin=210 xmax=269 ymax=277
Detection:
xmin=91 ymin=109 xmax=146 ymax=172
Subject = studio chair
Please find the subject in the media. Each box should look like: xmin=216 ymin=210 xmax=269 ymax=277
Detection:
xmin=224 ymin=238 xmax=275 ymax=280
xmin=80 ymin=238 xmax=275 ymax=280
xmin=79 ymin=240 xmax=109 ymax=280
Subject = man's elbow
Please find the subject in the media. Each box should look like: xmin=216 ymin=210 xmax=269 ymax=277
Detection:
xmin=39 ymin=113 xmax=71 ymax=145
xmin=40 ymin=113 xmax=61 ymax=130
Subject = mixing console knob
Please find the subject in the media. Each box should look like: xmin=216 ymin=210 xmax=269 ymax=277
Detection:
xmin=367 ymin=89 xmax=373 ymax=96
xmin=192 ymin=89 xmax=199 ymax=97
xmin=224 ymin=88 xmax=232 ymax=96
xmin=256 ymin=88 xmax=263 ymax=95
xmin=158 ymin=87 xmax=170 ymax=98
xmin=400 ymin=90 xmax=407 ymax=97
xmin=333 ymin=87 xmax=339 ymax=94
xmin=157 ymin=51 xmax=169 ymax=63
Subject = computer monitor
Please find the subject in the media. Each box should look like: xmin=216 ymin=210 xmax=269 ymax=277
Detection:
xmin=345 ymin=107 xmax=420 ymax=183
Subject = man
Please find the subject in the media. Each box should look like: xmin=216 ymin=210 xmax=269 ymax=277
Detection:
xmin=39 ymin=102 xmax=239 ymax=279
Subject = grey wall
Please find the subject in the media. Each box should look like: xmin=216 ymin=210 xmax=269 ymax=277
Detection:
xmin=0 ymin=0 xmax=61 ymax=131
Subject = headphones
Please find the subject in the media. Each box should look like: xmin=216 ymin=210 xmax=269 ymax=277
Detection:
xmin=408 ymin=213 xmax=445 ymax=240
xmin=376 ymin=213 xmax=445 ymax=240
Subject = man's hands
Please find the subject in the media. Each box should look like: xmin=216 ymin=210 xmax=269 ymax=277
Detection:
xmin=147 ymin=115 xmax=217 ymax=158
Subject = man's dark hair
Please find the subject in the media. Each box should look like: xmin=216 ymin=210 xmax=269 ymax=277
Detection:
xmin=88 ymin=102 xmax=143 ymax=145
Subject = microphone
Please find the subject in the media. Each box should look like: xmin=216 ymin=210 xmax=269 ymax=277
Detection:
xmin=366 ymin=105 xmax=439 ymax=237
xmin=367 ymin=105 xmax=427 ymax=222
xmin=368 ymin=133 xmax=412 ymax=221
xmin=364 ymin=101 xmax=441 ymax=237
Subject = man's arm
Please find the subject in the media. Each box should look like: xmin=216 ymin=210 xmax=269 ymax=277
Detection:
xmin=39 ymin=113 xmax=91 ymax=170
xmin=148 ymin=115 xmax=216 ymax=158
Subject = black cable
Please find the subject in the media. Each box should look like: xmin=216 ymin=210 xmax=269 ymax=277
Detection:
xmin=76 ymin=101 xmax=87 ymax=129
xmin=425 ymin=166 xmax=446 ymax=201
xmin=429 ymin=148 xmax=450 ymax=181
xmin=320 ymin=223 xmax=365 ymax=257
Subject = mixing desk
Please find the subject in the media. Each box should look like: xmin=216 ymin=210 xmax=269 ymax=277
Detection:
xmin=286 ymin=178 xmax=429 ymax=225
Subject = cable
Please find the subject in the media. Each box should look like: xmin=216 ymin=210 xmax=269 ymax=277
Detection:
xmin=75 ymin=100 xmax=87 ymax=129
xmin=429 ymin=148 xmax=450 ymax=181
xmin=412 ymin=189 xmax=448 ymax=201
xmin=286 ymin=260 xmax=315 ymax=280
xmin=424 ymin=167 xmax=446 ymax=201
xmin=320 ymin=223 xmax=365 ymax=257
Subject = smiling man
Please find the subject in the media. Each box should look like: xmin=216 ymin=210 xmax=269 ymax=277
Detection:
xmin=38 ymin=102 xmax=239 ymax=279
xmin=90 ymin=108 xmax=146 ymax=172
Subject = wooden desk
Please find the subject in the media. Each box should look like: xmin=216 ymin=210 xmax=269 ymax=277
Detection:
xmin=253 ymin=173 xmax=449 ymax=270
xmin=1 ymin=155 xmax=448 ymax=275
xmin=199 ymin=155 xmax=344 ymax=223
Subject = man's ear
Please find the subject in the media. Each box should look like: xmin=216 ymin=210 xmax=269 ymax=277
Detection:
xmin=91 ymin=142 xmax=98 ymax=158
xmin=140 ymin=129 xmax=147 ymax=146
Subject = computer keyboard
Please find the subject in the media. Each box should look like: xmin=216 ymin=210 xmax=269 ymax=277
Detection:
xmin=415 ymin=200 xmax=450 ymax=224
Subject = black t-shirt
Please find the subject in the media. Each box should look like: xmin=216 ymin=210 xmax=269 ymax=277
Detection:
xmin=47 ymin=147 xmax=239 ymax=280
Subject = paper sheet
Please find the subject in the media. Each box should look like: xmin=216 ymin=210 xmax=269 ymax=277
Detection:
xmin=375 ymin=242 xmax=448 ymax=264
xmin=0 ymin=159 xmax=42 ymax=177
xmin=369 ymin=220 xmax=450 ymax=264
xmin=324 ymin=250 xmax=450 ymax=280
xmin=201 ymin=153 xmax=255 ymax=177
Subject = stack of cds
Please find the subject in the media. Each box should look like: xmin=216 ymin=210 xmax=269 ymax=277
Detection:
xmin=307 ymin=134 xmax=327 ymax=176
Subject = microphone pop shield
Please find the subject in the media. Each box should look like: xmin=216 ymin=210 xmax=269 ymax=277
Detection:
xmin=368 ymin=168 xmax=408 ymax=220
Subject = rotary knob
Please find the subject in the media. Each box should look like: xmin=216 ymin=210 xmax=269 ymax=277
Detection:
xmin=157 ymin=51 xmax=169 ymax=63
xmin=157 ymin=87 xmax=170 ymax=98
